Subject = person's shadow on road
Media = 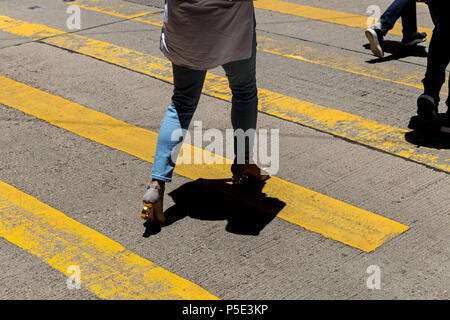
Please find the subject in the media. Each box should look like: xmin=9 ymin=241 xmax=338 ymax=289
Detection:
xmin=143 ymin=178 xmax=285 ymax=237
xmin=363 ymin=40 xmax=428 ymax=63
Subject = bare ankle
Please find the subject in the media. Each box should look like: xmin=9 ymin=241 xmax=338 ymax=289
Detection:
xmin=151 ymin=179 xmax=165 ymax=190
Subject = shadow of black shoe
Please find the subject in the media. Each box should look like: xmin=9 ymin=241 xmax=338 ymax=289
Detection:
xmin=405 ymin=114 xmax=450 ymax=149
xmin=144 ymin=178 xmax=285 ymax=237
xmin=363 ymin=40 xmax=428 ymax=63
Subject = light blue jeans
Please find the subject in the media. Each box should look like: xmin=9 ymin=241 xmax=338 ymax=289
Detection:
xmin=151 ymin=32 xmax=258 ymax=182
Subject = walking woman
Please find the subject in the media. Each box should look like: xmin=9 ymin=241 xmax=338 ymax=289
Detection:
xmin=141 ymin=0 xmax=268 ymax=223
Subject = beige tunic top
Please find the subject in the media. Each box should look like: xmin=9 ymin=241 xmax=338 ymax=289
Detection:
xmin=160 ymin=0 xmax=255 ymax=70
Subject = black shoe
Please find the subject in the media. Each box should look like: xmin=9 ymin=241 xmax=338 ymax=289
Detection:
xmin=417 ymin=94 xmax=438 ymax=117
xmin=401 ymin=32 xmax=427 ymax=46
xmin=409 ymin=94 xmax=440 ymax=132
xmin=365 ymin=26 xmax=385 ymax=58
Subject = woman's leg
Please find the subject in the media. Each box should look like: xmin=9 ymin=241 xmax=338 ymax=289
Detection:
xmin=150 ymin=64 xmax=207 ymax=182
xmin=222 ymin=31 xmax=268 ymax=183
xmin=222 ymin=30 xmax=258 ymax=162
xmin=143 ymin=64 xmax=206 ymax=222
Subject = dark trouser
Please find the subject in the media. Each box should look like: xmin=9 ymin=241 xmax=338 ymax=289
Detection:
xmin=380 ymin=0 xmax=418 ymax=35
xmin=422 ymin=0 xmax=450 ymax=109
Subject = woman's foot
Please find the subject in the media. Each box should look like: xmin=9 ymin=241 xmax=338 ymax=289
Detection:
xmin=141 ymin=180 xmax=166 ymax=224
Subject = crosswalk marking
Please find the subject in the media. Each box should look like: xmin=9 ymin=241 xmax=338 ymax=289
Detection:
xmin=1 ymin=15 xmax=448 ymax=173
xmin=70 ymin=0 xmax=447 ymax=95
xmin=72 ymin=0 xmax=163 ymax=26
xmin=0 ymin=180 xmax=219 ymax=300
xmin=71 ymin=0 xmax=433 ymax=41
xmin=0 ymin=74 xmax=409 ymax=252
xmin=257 ymin=35 xmax=446 ymax=94
xmin=253 ymin=0 xmax=432 ymax=40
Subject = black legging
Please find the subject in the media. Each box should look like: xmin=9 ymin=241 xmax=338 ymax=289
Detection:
xmin=422 ymin=0 xmax=450 ymax=109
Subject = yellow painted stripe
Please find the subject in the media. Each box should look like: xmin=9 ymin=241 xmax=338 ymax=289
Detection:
xmin=72 ymin=0 xmax=163 ymax=26
xmin=254 ymin=0 xmax=432 ymax=41
xmin=0 ymin=74 xmax=408 ymax=252
xmin=1 ymin=15 xmax=447 ymax=173
xmin=66 ymin=0 xmax=448 ymax=100
xmin=257 ymin=35 xmax=447 ymax=94
xmin=0 ymin=180 xmax=218 ymax=300
xmin=72 ymin=0 xmax=432 ymax=39
xmin=70 ymin=0 xmax=448 ymax=94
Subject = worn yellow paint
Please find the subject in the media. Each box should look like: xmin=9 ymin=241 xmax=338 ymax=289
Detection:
xmin=253 ymin=0 xmax=432 ymax=40
xmin=0 ymin=75 xmax=409 ymax=252
xmin=0 ymin=16 xmax=63 ymax=39
xmin=71 ymin=0 xmax=432 ymax=40
xmin=71 ymin=0 xmax=163 ymax=26
xmin=257 ymin=36 xmax=446 ymax=94
xmin=0 ymin=15 xmax=448 ymax=171
xmin=0 ymin=180 xmax=218 ymax=300
xmin=65 ymin=0 xmax=447 ymax=93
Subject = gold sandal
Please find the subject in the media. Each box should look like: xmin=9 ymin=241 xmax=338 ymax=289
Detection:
xmin=141 ymin=184 xmax=165 ymax=222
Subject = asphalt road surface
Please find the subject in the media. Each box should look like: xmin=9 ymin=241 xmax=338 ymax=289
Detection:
xmin=0 ymin=0 xmax=448 ymax=300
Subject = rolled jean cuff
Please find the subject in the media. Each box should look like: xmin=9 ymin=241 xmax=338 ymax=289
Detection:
xmin=150 ymin=174 xmax=172 ymax=182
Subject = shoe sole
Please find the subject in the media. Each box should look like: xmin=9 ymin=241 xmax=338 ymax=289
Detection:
xmin=365 ymin=29 xmax=384 ymax=58
xmin=402 ymin=37 xmax=426 ymax=47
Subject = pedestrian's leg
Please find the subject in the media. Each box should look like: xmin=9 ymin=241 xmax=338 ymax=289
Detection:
xmin=379 ymin=0 xmax=415 ymax=32
xmin=411 ymin=1 xmax=450 ymax=132
xmin=222 ymin=31 xmax=258 ymax=163
xmin=423 ymin=1 xmax=450 ymax=132
xmin=142 ymin=64 xmax=206 ymax=222
xmin=222 ymin=31 xmax=268 ymax=183
xmin=150 ymin=64 xmax=207 ymax=182
xmin=400 ymin=1 xmax=428 ymax=46
xmin=367 ymin=0 xmax=424 ymax=57
xmin=366 ymin=0 xmax=414 ymax=58
xmin=421 ymin=2 xmax=450 ymax=107
xmin=399 ymin=0 xmax=417 ymax=36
